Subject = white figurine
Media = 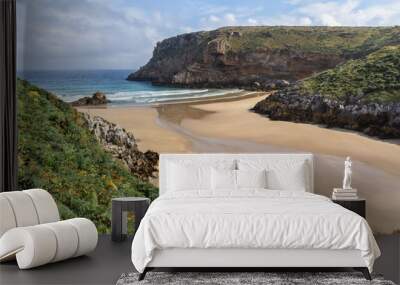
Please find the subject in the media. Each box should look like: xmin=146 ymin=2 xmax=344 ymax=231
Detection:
xmin=343 ymin=156 xmax=352 ymax=189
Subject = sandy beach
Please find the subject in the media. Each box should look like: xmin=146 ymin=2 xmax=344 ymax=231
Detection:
xmin=78 ymin=93 xmax=400 ymax=234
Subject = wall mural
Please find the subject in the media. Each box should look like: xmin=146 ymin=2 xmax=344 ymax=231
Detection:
xmin=16 ymin=0 xmax=400 ymax=234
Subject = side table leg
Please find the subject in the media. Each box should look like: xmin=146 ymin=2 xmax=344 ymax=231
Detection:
xmin=134 ymin=201 xmax=149 ymax=232
xmin=122 ymin=210 xmax=127 ymax=237
xmin=112 ymin=201 xmax=123 ymax=242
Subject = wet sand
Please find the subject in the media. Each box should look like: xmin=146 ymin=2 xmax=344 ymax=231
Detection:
xmin=78 ymin=93 xmax=400 ymax=234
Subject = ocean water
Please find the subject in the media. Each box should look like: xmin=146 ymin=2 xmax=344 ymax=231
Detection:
xmin=18 ymin=70 xmax=241 ymax=105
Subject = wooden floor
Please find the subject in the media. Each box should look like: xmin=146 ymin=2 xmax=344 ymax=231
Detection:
xmin=0 ymin=234 xmax=398 ymax=285
xmin=0 ymin=235 xmax=133 ymax=285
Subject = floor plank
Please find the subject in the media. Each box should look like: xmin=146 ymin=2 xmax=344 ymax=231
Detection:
xmin=1 ymin=234 xmax=398 ymax=285
xmin=0 ymin=235 xmax=133 ymax=285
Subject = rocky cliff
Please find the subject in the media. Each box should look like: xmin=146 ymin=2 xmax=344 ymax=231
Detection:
xmin=253 ymin=46 xmax=400 ymax=138
xmin=82 ymin=113 xmax=158 ymax=181
xmin=71 ymin=92 xmax=110 ymax=106
xmin=253 ymin=88 xmax=400 ymax=138
xmin=128 ymin=26 xmax=400 ymax=89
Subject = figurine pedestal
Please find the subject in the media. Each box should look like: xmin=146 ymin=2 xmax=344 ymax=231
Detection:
xmin=332 ymin=188 xmax=359 ymax=200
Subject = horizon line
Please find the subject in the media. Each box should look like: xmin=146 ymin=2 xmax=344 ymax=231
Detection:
xmin=17 ymin=68 xmax=138 ymax=73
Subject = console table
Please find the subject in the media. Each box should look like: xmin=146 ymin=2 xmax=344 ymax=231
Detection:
xmin=111 ymin=197 xmax=150 ymax=242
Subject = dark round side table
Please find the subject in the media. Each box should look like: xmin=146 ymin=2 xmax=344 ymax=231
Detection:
xmin=111 ymin=197 xmax=150 ymax=242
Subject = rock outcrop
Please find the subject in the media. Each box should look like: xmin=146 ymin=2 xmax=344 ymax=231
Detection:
xmin=82 ymin=113 xmax=158 ymax=180
xmin=252 ymin=45 xmax=400 ymax=139
xmin=128 ymin=26 xmax=400 ymax=89
xmin=253 ymin=86 xmax=400 ymax=138
xmin=71 ymin=92 xmax=110 ymax=106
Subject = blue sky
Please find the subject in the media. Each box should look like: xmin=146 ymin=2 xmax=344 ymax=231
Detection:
xmin=17 ymin=0 xmax=400 ymax=71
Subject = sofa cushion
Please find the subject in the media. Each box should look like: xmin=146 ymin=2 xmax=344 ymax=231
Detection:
xmin=0 ymin=192 xmax=39 ymax=227
xmin=0 ymin=218 xmax=97 ymax=269
xmin=23 ymin=189 xmax=60 ymax=224
xmin=0 ymin=196 xmax=16 ymax=237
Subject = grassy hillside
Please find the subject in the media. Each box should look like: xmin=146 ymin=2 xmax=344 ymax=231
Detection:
xmin=218 ymin=26 xmax=400 ymax=56
xmin=130 ymin=26 xmax=400 ymax=87
xmin=252 ymin=45 xmax=400 ymax=138
xmin=17 ymin=79 xmax=158 ymax=233
xmin=301 ymin=45 xmax=400 ymax=103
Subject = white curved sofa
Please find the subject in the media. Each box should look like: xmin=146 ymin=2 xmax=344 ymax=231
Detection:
xmin=0 ymin=189 xmax=98 ymax=269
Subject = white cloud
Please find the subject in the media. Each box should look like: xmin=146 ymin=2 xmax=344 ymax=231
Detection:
xmin=285 ymin=0 xmax=303 ymax=5
xmin=197 ymin=4 xmax=230 ymax=16
xmin=295 ymin=0 xmax=400 ymax=26
xmin=320 ymin=14 xmax=341 ymax=26
xmin=200 ymin=12 xmax=239 ymax=30
xmin=16 ymin=0 xmax=400 ymax=71
xmin=236 ymin=0 xmax=400 ymax=27
xmin=299 ymin=17 xmax=312 ymax=26
xmin=180 ymin=26 xmax=194 ymax=33
xmin=224 ymin=13 xmax=237 ymax=25
xmin=209 ymin=15 xmax=220 ymax=23
xmin=247 ymin=18 xmax=258 ymax=25
xmin=17 ymin=0 xmax=179 ymax=70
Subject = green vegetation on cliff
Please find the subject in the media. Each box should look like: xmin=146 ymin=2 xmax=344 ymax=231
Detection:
xmin=130 ymin=26 xmax=400 ymax=87
xmin=252 ymin=45 xmax=400 ymax=138
xmin=301 ymin=45 xmax=400 ymax=103
xmin=17 ymin=79 xmax=158 ymax=233
xmin=219 ymin=26 xmax=400 ymax=56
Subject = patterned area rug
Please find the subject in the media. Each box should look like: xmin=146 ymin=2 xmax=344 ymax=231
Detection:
xmin=116 ymin=272 xmax=395 ymax=285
